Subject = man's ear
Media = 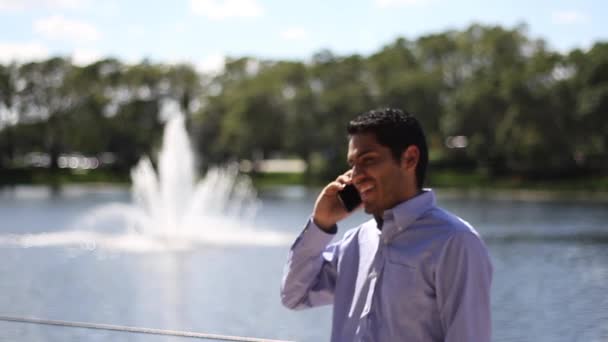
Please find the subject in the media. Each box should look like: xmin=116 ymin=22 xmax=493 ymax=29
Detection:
xmin=400 ymin=145 xmax=419 ymax=171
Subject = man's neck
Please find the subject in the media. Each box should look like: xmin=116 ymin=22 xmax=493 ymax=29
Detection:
xmin=373 ymin=214 xmax=384 ymax=230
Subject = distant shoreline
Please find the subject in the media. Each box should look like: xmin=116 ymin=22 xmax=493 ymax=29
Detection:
xmin=432 ymin=187 xmax=608 ymax=203
xmin=2 ymin=170 xmax=607 ymax=202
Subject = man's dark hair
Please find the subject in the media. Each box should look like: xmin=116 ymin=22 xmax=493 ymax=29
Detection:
xmin=347 ymin=108 xmax=428 ymax=189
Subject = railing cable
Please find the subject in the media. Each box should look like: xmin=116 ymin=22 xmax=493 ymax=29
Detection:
xmin=0 ymin=315 xmax=293 ymax=342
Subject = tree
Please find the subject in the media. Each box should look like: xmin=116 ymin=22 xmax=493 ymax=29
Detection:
xmin=439 ymin=25 xmax=532 ymax=174
xmin=16 ymin=57 xmax=75 ymax=170
xmin=0 ymin=63 xmax=17 ymax=167
xmin=570 ymin=43 xmax=608 ymax=171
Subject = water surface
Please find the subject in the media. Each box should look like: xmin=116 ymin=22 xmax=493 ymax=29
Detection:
xmin=0 ymin=185 xmax=607 ymax=341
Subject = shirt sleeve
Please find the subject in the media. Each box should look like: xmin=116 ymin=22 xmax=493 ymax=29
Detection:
xmin=436 ymin=231 xmax=493 ymax=342
xmin=280 ymin=218 xmax=345 ymax=310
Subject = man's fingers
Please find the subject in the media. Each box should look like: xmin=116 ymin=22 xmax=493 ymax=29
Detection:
xmin=335 ymin=172 xmax=353 ymax=185
xmin=324 ymin=181 xmax=345 ymax=195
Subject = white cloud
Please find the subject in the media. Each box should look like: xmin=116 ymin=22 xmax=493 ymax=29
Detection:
xmin=552 ymin=10 xmax=589 ymax=25
xmin=72 ymin=48 xmax=101 ymax=66
xmin=127 ymin=25 xmax=146 ymax=39
xmin=190 ymin=0 xmax=263 ymax=20
xmin=0 ymin=0 xmax=86 ymax=11
xmin=122 ymin=54 xmax=144 ymax=66
xmin=280 ymin=27 xmax=308 ymax=41
xmin=195 ymin=53 xmax=226 ymax=74
xmin=0 ymin=42 xmax=49 ymax=63
xmin=374 ymin=0 xmax=431 ymax=8
xmin=174 ymin=22 xmax=187 ymax=34
xmin=34 ymin=15 xmax=101 ymax=42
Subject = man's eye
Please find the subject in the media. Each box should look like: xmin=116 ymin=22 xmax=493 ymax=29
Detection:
xmin=362 ymin=158 xmax=375 ymax=165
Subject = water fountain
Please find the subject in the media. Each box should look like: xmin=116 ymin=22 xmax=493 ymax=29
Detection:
xmin=0 ymin=113 xmax=293 ymax=252
xmin=0 ymin=111 xmax=299 ymax=342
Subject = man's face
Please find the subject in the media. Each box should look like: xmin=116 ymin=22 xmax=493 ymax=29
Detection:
xmin=347 ymin=133 xmax=413 ymax=216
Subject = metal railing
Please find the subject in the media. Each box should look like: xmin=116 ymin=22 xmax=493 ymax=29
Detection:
xmin=0 ymin=315 xmax=294 ymax=342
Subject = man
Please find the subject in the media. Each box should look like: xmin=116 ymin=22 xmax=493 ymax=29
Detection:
xmin=281 ymin=108 xmax=492 ymax=342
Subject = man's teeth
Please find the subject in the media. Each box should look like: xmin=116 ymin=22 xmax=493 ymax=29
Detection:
xmin=360 ymin=185 xmax=374 ymax=193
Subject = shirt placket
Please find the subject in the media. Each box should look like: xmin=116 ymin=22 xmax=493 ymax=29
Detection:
xmin=356 ymin=224 xmax=392 ymax=341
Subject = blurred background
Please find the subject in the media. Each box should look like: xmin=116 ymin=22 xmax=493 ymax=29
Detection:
xmin=0 ymin=0 xmax=607 ymax=341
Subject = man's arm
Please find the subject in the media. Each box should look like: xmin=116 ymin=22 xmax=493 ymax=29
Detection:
xmin=280 ymin=219 xmax=347 ymax=310
xmin=436 ymin=231 xmax=493 ymax=342
xmin=281 ymin=170 xmax=357 ymax=310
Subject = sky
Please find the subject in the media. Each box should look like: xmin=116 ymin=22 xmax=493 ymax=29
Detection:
xmin=0 ymin=0 xmax=606 ymax=73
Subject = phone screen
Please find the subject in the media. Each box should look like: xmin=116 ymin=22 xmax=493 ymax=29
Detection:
xmin=338 ymin=184 xmax=362 ymax=212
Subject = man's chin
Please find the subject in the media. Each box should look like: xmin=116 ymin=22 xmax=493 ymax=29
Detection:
xmin=362 ymin=202 xmax=376 ymax=215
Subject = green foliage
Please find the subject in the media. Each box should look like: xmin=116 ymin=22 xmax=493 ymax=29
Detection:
xmin=0 ymin=24 xmax=606 ymax=185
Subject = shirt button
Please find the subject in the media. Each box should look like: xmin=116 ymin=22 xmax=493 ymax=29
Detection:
xmin=384 ymin=238 xmax=389 ymax=244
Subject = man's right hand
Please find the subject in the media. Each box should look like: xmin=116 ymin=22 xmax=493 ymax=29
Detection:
xmin=312 ymin=170 xmax=357 ymax=232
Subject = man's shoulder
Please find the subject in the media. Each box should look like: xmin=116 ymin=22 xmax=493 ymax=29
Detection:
xmin=426 ymin=208 xmax=491 ymax=260
xmin=336 ymin=218 xmax=376 ymax=244
xmin=421 ymin=206 xmax=481 ymax=239
xmin=344 ymin=218 xmax=376 ymax=235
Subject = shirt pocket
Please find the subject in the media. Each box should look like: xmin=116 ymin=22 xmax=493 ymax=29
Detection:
xmin=384 ymin=249 xmax=417 ymax=288
xmin=379 ymin=249 xmax=423 ymax=323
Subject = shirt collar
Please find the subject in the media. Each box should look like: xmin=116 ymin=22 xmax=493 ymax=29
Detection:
xmin=382 ymin=189 xmax=436 ymax=233
xmin=373 ymin=215 xmax=384 ymax=230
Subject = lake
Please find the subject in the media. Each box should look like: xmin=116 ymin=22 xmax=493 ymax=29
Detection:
xmin=0 ymin=185 xmax=607 ymax=341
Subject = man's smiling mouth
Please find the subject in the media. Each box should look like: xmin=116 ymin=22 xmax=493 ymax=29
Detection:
xmin=358 ymin=184 xmax=375 ymax=200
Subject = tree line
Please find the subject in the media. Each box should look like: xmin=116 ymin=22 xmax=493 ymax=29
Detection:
xmin=0 ymin=24 xmax=606 ymax=183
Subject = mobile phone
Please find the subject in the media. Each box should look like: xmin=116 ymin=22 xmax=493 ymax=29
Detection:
xmin=338 ymin=184 xmax=362 ymax=212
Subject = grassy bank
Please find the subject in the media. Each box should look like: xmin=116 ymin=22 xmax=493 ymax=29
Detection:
xmin=250 ymin=172 xmax=309 ymax=188
xmin=251 ymin=170 xmax=608 ymax=192
xmin=2 ymin=168 xmax=608 ymax=195
xmin=0 ymin=168 xmax=130 ymax=186
xmin=427 ymin=170 xmax=608 ymax=192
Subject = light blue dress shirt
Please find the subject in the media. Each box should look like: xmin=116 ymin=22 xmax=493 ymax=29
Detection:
xmin=281 ymin=190 xmax=492 ymax=342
